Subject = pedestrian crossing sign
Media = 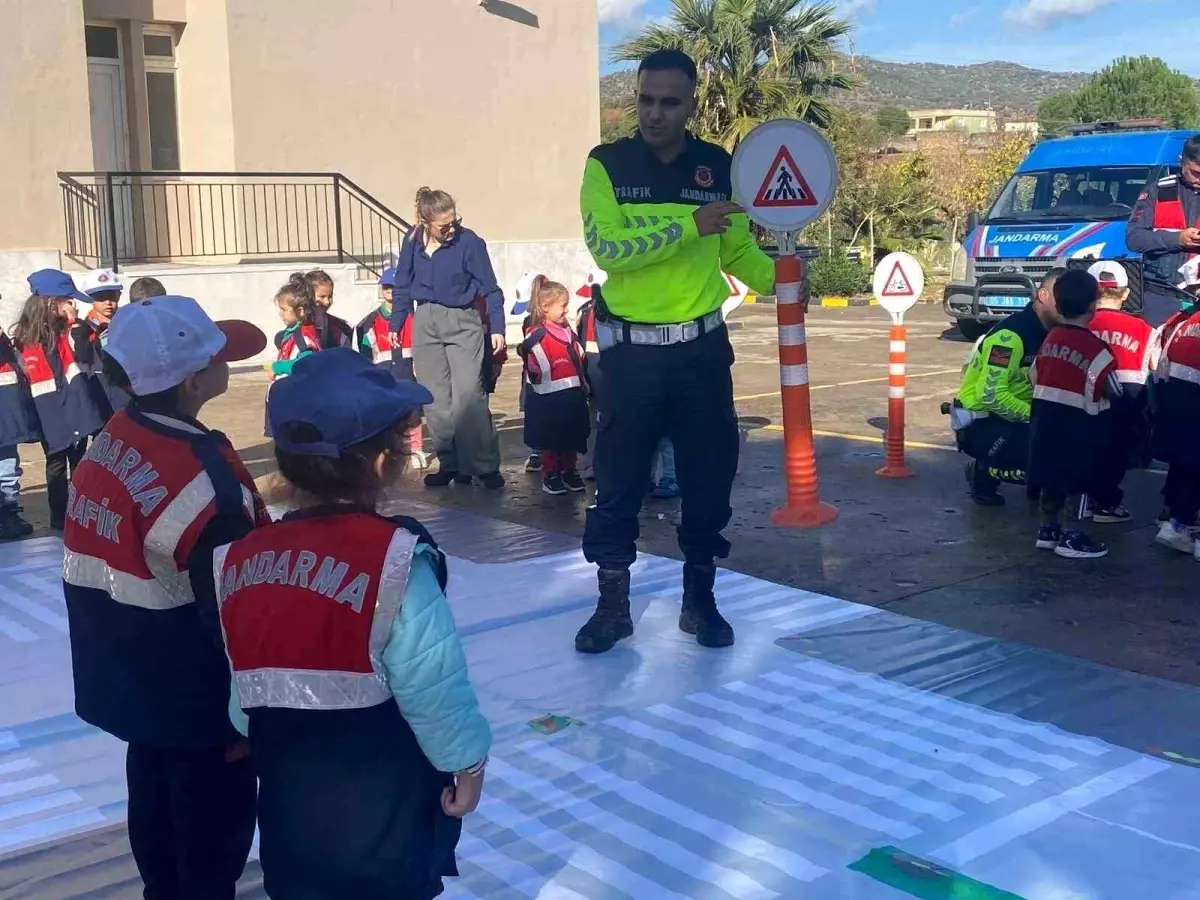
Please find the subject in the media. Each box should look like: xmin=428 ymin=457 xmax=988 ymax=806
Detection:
xmin=881 ymin=261 xmax=915 ymax=297
xmin=752 ymin=146 xmax=819 ymax=208
xmin=732 ymin=119 xmax=839 ymax=232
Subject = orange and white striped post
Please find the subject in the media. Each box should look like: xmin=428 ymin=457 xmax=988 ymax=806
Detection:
xmin=877 ymin=321 xmax=914 ymax=479
xmin=771 ymin=250 xmax=838 ymax=528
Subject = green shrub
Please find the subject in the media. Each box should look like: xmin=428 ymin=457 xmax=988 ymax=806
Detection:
xmin=807 ymin=251 xmax=871 ymax=297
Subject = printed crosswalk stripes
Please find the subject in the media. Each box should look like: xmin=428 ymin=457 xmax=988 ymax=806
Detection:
xmin=762 ymin=672 xmax=1077 ymax=770
xmin=517 ymin=743 xmax=828 ymax=883
xmin=685 ymin=692 xmax=1004 ymax=804
xmin=474 ymin=795 xmax=695 ymax=900
xmin=0 ymin=563 xmax=68 ymax=644
xmin=488 ymin=758 xmax=777 ymax=900
xmin=606 ymin=715 xmax=921 ymax=838
xmin=646 ymin=703 xmax=963 ymax=821
xmin=0 ymin=731 xmax=112 ymax=854
xmin=787 ymin=658 xmax=1111 ymax=757
xmin=723 ymin=680 xmax=1038 ymax=785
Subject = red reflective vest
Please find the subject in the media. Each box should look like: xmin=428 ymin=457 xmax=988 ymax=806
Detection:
xmin=1159 ymin=309 xmax=1200 ymax=387
xmin=1153 ymin=178 xmax=1190 ymax=231
xmin=1088 ymin=308 xmax=1155 ymax=385
xmin=22 ymin=334 xmax=84 ymax=399
xmin=359 ymin=307 xmax=412 ymax=363
xmin=63 ymin=409 xmax=270 ymax=610
xmin=215 ymin=512 xmax=418 ymax=711
xmin=521 ymin=324 xmax=586 ymax=395
xmin=1030 ymin=324 xmax=1117 ymax=415
xmin=576 ymin=302 xmax=599 ymax=355
xmin=277 ymin=324 xmax=322 ymax=371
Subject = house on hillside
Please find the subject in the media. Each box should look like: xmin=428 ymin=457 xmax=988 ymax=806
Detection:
xmin=0 ymin=0 xmax=597 ymax=342
xmin=1004 ymin=119 xmax=1041 ymax=138
xmin=906 ymin=108 xmax=998 ymax=136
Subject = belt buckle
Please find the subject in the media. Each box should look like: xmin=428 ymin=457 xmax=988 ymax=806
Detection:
xmin=658 ymin=324 xmax=676 ymax=344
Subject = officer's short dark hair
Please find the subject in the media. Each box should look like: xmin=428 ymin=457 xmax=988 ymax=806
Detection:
xmin=1040 ymin=267 xmax=1069 ymax=294
xmin=638 ymin=49 xmax=697 ymax=85
xmin=1053 ymin=269 xmax=1098 ymax=319
xmin=1183 ymin=135 xmax=1200 ymax=165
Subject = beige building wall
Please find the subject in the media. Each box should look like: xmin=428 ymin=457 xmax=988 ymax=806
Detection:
xmin=0 ymin=0 xmax=93 ymax=252
xmin=225 ymin=0 xmax=599 ymax=243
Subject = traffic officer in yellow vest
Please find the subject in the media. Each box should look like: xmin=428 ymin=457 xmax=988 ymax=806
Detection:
xmin=574 ymin=49 xmax=775 ymax=654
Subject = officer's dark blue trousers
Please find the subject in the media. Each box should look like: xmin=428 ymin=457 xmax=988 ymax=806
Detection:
xmin=583 ymin=325 xmax=738 ymax=569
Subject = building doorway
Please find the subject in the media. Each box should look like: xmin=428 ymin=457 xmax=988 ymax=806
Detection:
xmin=85 ymin=23 xmax=134 ymax=261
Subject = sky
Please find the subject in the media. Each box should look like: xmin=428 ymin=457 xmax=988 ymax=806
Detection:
xmin=598 ymin=0 xmax=1200 ymax=77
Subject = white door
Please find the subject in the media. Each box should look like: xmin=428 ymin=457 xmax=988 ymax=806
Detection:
xmin=86 ymin=44 xmax=134 ymax=259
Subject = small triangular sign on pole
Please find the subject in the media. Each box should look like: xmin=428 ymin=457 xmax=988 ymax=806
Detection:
xmin=753 ymin=146 xmax=819 ymax=208
xmin=881 ymin=260 xmax=915 ymax=297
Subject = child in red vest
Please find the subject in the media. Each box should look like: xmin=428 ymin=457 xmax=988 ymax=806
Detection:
xmin=264 ymin=275 xmax=322 ymax=438
xmin=1028 ymin=269 xmax=1121 ymax=559
xmin=1084 ymin=261 xmax=1153 ymax=524
xmin=14 ymin=270 xmax=108 ymax=530
xmin=519 ymin=281 xmax=589 ymax=495
xmin=305 ymin=268 xmax=352 ymax=349
xmin=75 ymin=267 xmax=132 ymax=416
xmin=1152 ymin=303 xmax=1200 ymax=558
xmin=0 ymin=314 xmax=38 ymax=539
xmin=197 ymin=348 xmax=491 ymax=899
xmin=356 ymin=267 xmax=428 ymax=469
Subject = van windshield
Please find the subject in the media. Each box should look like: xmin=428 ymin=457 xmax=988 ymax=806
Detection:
xmin=987 ymin=165 xmax=1155 ymax=223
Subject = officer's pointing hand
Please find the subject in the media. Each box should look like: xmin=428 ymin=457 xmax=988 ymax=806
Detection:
xmin=694 ymin=201 xmax=744 ymax=238
xmin=1181 ymin=227 xmax=1200 ymax=250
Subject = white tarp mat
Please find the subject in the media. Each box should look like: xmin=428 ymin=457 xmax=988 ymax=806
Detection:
xmin=1 ymin=535 xmax=1199 ymax=898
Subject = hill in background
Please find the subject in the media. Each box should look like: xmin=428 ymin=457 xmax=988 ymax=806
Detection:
xmin=600 ymin=59 xmax=1090 ymax=118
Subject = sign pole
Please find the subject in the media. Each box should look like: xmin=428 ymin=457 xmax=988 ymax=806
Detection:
xmin=772 ymin=239 xmax=837 ymax=527
xmin=871 ymin=251 xmax=925 ymax=480
xmin=877 ymin=311 xmax=913 ymax=479
xmin=732 ymin=118 xmax=841 ymax=529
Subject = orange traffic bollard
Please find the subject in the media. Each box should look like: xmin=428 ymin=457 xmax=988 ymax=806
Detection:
xmin=877 ymin=322 xmax=914 ymax=479
xmin=770 ymin=251 xmax=838 ymax=528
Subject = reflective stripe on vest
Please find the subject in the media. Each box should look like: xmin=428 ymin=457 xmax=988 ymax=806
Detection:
xmin=1154 ymin=178 xmax=1187 ymax=231
xmin=214 ymin=522 xmax=418 ymax=711
xmin=1031 ymin=329 xmax=1115 ymax=415
xmin=528 ymin=341 xmax=582 ymax=394
xmin=580 ymin=306 xmax=600 ymax=355
xmin=1161 ymin=311 xmax=1200 ymax=381
xmin=21 ymin=337 xmax=82 ymax=398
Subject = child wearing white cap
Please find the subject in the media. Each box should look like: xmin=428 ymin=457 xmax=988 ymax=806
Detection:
xmin=62 ymin=295 xmax=269 ymax=899
xmin=74 ymin=268 xmax=130 ymax=416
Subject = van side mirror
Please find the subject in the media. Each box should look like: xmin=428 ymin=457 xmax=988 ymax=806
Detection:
xmin=966 ymin=211 xmax=981 ymax=233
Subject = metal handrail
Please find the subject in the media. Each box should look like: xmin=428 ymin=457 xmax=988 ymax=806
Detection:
xmin=56 ymin=171 xmax=412 ymax=276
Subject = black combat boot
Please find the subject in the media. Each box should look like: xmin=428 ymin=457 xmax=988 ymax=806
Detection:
xmin=574 ymin=569 xmax=634 ymax=654
xmin=965 ymin=459 xmax=1004 ymax=507
xmin=0 ymin=507 xmax=32 ymax=541
xmin=679 ymin=562 xmax=734 ymax=648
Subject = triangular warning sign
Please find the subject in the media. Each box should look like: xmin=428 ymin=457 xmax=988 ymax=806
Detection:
xmin=881 ymin=260 xmax=915 ymax=297
xmin=753 ymin=146 xmax=819 ymax=208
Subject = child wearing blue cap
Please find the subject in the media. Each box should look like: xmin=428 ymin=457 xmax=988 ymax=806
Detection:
xmin=15 ymin=269 xmax=108 ymax=529
xmin=357 ymin=266 xmax=428 ymax=469
xmin=197 ymin=348 xmax=491 ymax=900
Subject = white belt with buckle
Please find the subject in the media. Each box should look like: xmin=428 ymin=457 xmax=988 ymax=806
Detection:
xmin=604 ymin=309 xmax=724 ymax=347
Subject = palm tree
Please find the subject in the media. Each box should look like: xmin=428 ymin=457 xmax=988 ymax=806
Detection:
xmin=613 ymin=0 xmax=856 ymax=151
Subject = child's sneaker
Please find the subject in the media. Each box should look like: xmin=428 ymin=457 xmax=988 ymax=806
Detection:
xmin=524 ymin=452 xmax=542 ymax=473
xmin=561 ymin=471 xmax=586 ymax=493
xmin=1035 ymin=525 xmax=1062 ymax=550
xmin=1055 ymin=530 xmax=1108 ymax=559
xmin=1156 ymin=520 xmax=1195 ymax=555
xmin=542 ymin=474 xmax=567 ymax=496
xmin=650 ymin=478 xmax=680 ymax=500
xmin=1091 ymin=505 xmax=1131 ymax=524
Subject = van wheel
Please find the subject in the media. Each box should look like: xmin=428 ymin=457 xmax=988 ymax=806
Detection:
xmin=956 ymin=319 xmax=987 ymax=341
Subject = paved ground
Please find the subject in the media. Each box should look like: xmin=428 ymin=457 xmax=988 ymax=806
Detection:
xmin=19 ymin=304 xmax=1199 ymax=685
